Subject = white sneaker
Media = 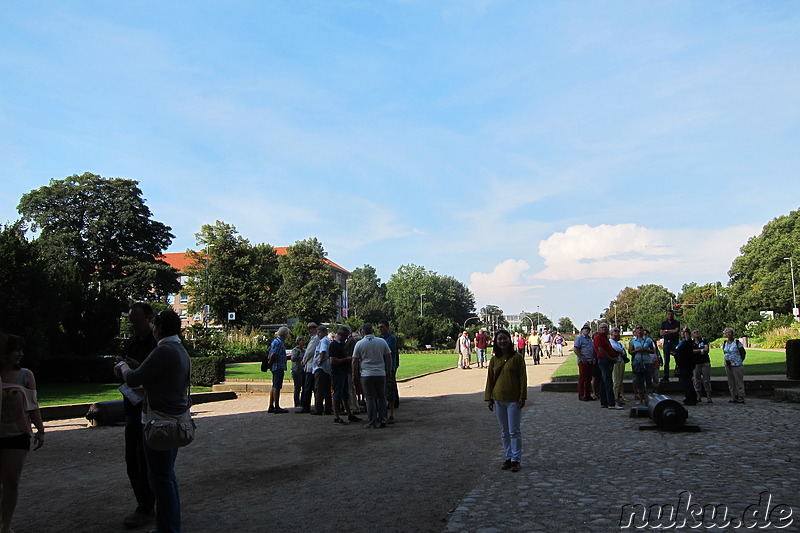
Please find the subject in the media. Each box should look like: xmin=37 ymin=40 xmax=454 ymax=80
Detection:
xmin=611 ymin=405 xmax=625 ymax=410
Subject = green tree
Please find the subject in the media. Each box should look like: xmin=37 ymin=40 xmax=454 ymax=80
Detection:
xmin=348 ymin=264 xmax=390 ymax=323
xmin=521 ymin=312 xmax=552 ymax=332
xmin=728 ymin=208 xmax=800 ymax=321
xmin=386 ymin=264 xmax=475 ymax=346
xmin=16 ymin=172 xmax=179 ymax=353
xmin=0 ymin=223 xmax=65 ymax=358
xmin=557 ymin=316 xmax=576 ymax=334
xmin=276 ymin=237 xmax=340 ymax=324
xmin=183 ymin=221 xmax=280 ymax=327
xmin=605 ymin=286 xmax=641 ymax=332
xmin=633 ymin=284 xmax=676 ymax=336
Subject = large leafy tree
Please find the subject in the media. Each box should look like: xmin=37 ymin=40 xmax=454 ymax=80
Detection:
xmin=183 ymin=221 xmax=280 ymax=327
xmin=276 ymin=237 xmax=340 ymax=324
xmin=0 ymin=223 xmax=65 ymax=358
xmin=521 ymin=312 xmax=552 ymax=332
xmin=386 ymin=264 xmax=476 ymax=346
xmin=728 ymin=208 xmax=800 ymax=320
xmin=347 ymin=264 xmax=390 ymax=323
xmin=557 ymin=316 xmax=576 ymax=334
xmin=16 ymin=172 xmax=179 ymax=353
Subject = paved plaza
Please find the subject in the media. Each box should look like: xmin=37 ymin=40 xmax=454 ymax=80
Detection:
xmin=445 ymin=388 xmax=800 ymax=532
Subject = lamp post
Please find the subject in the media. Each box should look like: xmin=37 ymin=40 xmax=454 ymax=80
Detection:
xmin=785 ymin=257 xmax=798 ymax=317
xmin=420 ymin=293 xmax=426 ymax=317
xmin=536 ymin=305 xmax=540 ymax=331
xmin=613 ymin=303 xmax=618 ymax=329
xmin=521 ymin=314 xmax=533 ymax=333
xmin=464 ymin=316 xmax=480 ymax=329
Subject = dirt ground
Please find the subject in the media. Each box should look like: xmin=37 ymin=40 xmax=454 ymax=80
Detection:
xmin=15 ymin=357 xmax=560 ymax=533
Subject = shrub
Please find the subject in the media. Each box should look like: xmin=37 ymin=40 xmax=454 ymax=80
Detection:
xmin=191 ymin=355 xmax=226 ymax=386
xmin=760 ymin=326 xmax=800 ymax=349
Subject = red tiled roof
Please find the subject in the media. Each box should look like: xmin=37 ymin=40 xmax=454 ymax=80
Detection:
xmin=158 ymin=252 xmax=196 ymax=273
xmin=160 ymin=249 xmax=349 ymax=274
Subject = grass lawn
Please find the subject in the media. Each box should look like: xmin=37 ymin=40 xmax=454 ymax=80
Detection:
xmin=550 ymin=348 xmax=787 ymax=381
xmin=37 ymin=383 xmax=213 ymax=407
xmin=227 ymin=352 xmax=458 ymax=382
xmin=36 ymin=352 xmax=458 ymax=407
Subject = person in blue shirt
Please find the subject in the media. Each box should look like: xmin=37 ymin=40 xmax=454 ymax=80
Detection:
xmin=268 ymin=326 xmax=289 ymax=413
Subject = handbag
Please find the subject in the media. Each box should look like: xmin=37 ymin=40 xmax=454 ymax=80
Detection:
xmin=143 ymin=362 xmax=195 ymax=451
xmin=144 ymin=404 xmax=196 ymax=451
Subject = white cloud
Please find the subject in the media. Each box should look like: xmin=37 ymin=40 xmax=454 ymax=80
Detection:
xmin=469 ymin=259 xmax=544 ymax=309
xmin=534 ymin=223 xmax=760 ymax=282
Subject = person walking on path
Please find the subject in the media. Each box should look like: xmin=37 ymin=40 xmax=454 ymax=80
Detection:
xmin=474 ymin=329 xmax=489 ymax=369
xmin=722 ymin=327 xmax=746 ymax=403
xmin=457 ymin=331 xmax=472 ymax=369
xmin=485 ymin=329 xmax=527 ymax=473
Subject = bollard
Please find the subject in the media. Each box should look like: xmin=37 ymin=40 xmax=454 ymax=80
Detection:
xmin=787 ymin=339 xmax=800 ymax=380
xmin=645 ymin=393 xmax=688 ymax=431
xmin=85 ymin=400 xmax=126 ymax=427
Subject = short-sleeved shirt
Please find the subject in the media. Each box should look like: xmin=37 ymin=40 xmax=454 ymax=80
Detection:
xmin=573 ymin=334 xmax=595 ymax=363
xmin=475 ymin=332 xmax=488 ymax=349
xmin=661 ymin=319 xmax=680 ymax=342
xmin=353 ymin=334 xmax=390 ymax=377
xmin=329 ymin=338 xmax=350 ymax=375
xmin=270 ymin=337 xmax=287 ymax=372
xmin=313 ymin=336 xmax=332 ymax=374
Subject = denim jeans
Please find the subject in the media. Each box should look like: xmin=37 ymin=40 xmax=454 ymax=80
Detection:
xmin=143 ymin=433 xmax=181 ymax=533
xmin=597 ymin=358 xmax=616 ymax=407
xmin=493 ymin=400 xmax=522 ymax=462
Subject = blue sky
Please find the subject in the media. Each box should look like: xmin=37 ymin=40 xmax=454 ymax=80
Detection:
xmin=2 ymin=1 xmax=798 ymax=327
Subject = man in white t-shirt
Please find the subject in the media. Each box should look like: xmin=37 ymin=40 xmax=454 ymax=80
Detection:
xmin=352 ymin=323 xmax=392 ymax=428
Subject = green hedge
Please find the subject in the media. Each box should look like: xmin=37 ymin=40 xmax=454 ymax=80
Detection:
xmin=190 ymin=355 xmax=226 ymax=386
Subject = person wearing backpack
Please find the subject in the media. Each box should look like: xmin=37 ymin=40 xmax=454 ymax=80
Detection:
xmin=722 ymin=327 xmax=746 ymax=403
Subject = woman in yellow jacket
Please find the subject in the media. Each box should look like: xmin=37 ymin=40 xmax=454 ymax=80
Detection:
xmin=485 ymin=329 xmax=527 ymax=472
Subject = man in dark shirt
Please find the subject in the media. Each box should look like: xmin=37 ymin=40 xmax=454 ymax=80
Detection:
xmin=120 ymin=302 xmax=157 ymax=529
xmin=330 ymin=326 xmax=360 ymax=424
xmin=659 ymin=309 xmax=680 ymax=382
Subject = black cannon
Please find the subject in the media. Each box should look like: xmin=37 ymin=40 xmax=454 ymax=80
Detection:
xmin=630 ymin=393 xmax=696 ymax=432
xmin=85 ymin=400 xmax=126 ymax=427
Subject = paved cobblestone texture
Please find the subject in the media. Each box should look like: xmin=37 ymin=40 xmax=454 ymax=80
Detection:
xmin=445 ymin=390 xmax=800 ymax=532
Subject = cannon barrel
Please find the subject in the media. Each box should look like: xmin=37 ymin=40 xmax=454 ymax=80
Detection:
xmin=645 ymin=393 xmax=688 ymax=431
xmin=85 ymin=400 xmax=126 ymax=426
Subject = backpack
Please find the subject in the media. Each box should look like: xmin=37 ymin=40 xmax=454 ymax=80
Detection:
xmin=736 ymin=340 xmax=746 ymax=361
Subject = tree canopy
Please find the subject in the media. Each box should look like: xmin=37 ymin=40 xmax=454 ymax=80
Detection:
xmin=276 ymin=237 xmax=340 ymax=324
xmin=347 ymin=264 xmax=390 ymax=323
xmin=183 ymin=221 xmax=280 ymax=327
xmin=728 ymin=208 xmax=800 ymax=319
xmin=14 ymin=173 xmax=179 ymax=353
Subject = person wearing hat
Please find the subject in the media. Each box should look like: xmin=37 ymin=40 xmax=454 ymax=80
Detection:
xmin=572 ymin=325 xmax=596 ymax=401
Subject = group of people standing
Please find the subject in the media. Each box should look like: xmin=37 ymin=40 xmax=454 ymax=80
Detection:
xmin=573 ymin=310 xmax=748 ymax=410
xmin=281 ymin=320 xmax=400 ymax=429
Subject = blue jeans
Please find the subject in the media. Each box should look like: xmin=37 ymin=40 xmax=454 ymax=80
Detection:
xmin=598 ymin=358 xmax=616 ymax=407
xmin=493 ymin=401 xmax=522 ymax=462
xmin=143 ymin=434 xmax=181 ymax=533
